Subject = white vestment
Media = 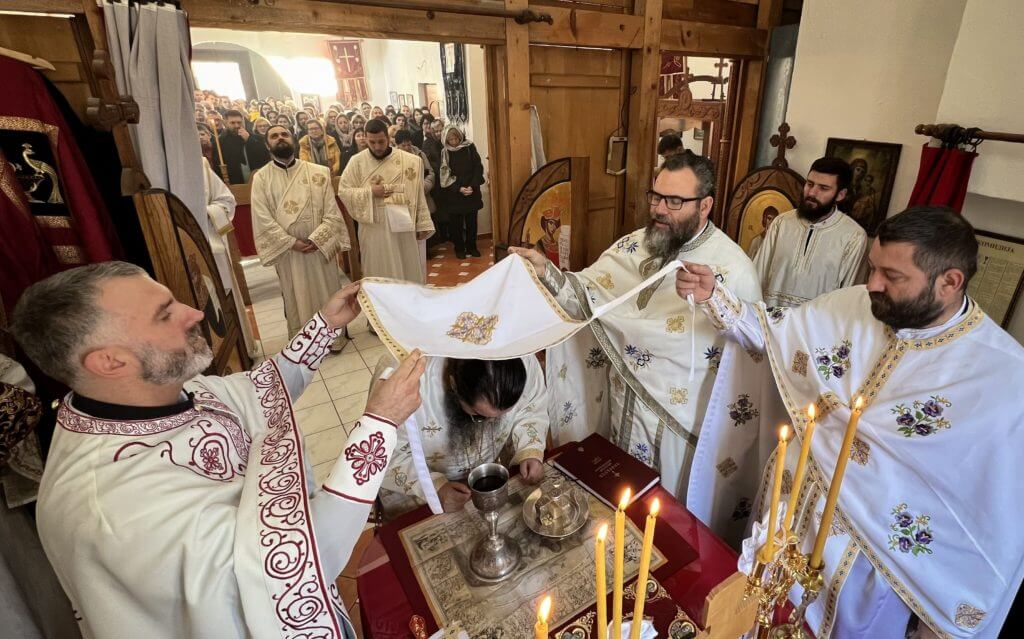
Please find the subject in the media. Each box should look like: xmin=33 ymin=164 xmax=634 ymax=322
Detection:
xmin=202 ymin=158 xmax=256 ymax=355
xmin=37 ymin=314 xmax=398 ymax=639
xmin=689 ymin=284 xmax=1024 ymax=639
xmin=753 ymin=209 xmax=867 ymax=307
xmin=543 ymin=223 xmax=762 ymax=500
xmin=251 ymin=159 xmax=351 ymax=335
xmin=338 ymin=148 xmax=434 ymax=282
xmin=375 ymin=354 xmax=549 ymax=517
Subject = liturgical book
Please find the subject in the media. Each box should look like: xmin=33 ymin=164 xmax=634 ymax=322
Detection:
xmin=552 ymin=433 xmax=660 ymax=509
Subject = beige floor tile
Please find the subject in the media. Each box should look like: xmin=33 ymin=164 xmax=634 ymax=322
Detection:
xmin=334 ymin=392 xmax=369 ymax=423
xmin=358 ymin=345 xmax=390 ymax=369
xmin=325 ymin=369 xmax=372 ymax=400
xmin=304 ymin=425 xmax=347 ymax=467
xmin=313 ymin=460 xmax=334 ymax=486
xmin=352 ymin=332 xmax=383 ymax=351
xmin=348 ymin=315 xmax=370 ymax=335
xmin=319 ymin=352 xmax=367 ymax=379
xmin=258 ymin=319 xmax=288 ymax=338
xmin=262 ymin=335 xmax=290 ymax=355
xmin=293 ymin=380 xmax=331 ymax=410
xmin=295 ymin=402 xmax=342 ymax=436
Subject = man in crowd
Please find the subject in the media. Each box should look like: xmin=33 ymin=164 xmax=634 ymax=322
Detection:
xmin=218 ymin=110 xmax=250 ymax=184
xmin=378 ymin=356 xmax=549 ymax=516
xmin=339 ymin=118 xmax=433 ymax=282
xmin=680 ymin=207 xmax=1024 ymax=639
xmin=512 ymin=151 xmax=761 ymax=500
xmin=9 ymin=263 xmax=428 ymax=639
xmin=421 ymin=118 xmax=447 ymax=251
xmin=752 ymin=157 xmax=867 ymax=307
xmin=250 ymin=125 xmax=350 ymax=349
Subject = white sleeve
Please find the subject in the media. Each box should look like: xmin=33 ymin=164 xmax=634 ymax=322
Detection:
xmin=249 ymin=312 xmax=341 ymax=402
xmin=700 ymin=284 xmax=767 ymax=353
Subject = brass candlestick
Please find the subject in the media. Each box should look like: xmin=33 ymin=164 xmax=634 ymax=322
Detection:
xmin=744 ymin=534 xmax=824 ymax=639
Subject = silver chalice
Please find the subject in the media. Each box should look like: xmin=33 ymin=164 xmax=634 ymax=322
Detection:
xmin=467 ymin=463 xmax=521 ymax=582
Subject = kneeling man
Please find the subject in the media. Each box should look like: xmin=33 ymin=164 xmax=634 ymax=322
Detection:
xmin=377 ymin=356 xmax=549 ymax=516
xmin=9 ymin=262 xmax=426 ymax=639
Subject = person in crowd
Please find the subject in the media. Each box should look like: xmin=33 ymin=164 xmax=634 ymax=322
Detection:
xmin=421 ymin=118 xmax=446 ymax=251
xmin=299 ymin=119 xmax=342 ymax=176
xmin=387 ymin=124 xmax=401 ymax=147
xmin=360 ymin=101 xmax=372 ymax=119
xmin=410 ymin=109 xmax=426 ymax=147
xmin=333 ymin=112 xmax=354 ymax=151
xmin=436 ymin=126 xmax=485 ymax=259
xmin=396 ymin=128 xmax=436 ymax=219
xmin=400 ymin=104 xmax=412 ymax=119
xmin=294 ymin=111 xmax=311 ymax=139
xmin=371 ymin=105 xmax=386 ymax=121
xmin=385 ymin=105 xmax=397 ymax=121
xmin=394 ymin=113 xmax=409 ymax=133
xmin=208 ymin=111 xmax=225 ymax=134
xmin=275 ymin=113 xmax=293 ymax=132
xmin=246 ymin=117 xmax=272 ymax=174
xmin=197 ymin=122 xmax=222 ymax=177
xmin=351 ymin=112 xmax=367 ymax=130
xmin=218 ymin=109 xmax=251 ymax=184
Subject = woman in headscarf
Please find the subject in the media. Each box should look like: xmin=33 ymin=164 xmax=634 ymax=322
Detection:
xmin=274 ymin=113 xmax=293 ymax=133
xmin=246 ymin=117 xmax=272 ymax=173
xmin=298 ymin=118 xmax=342 ymax=176
xmin=341 ymin=126 xmax=365 ymax=175
xmin=436 ymin=125 xmax=485 ymax=259
xmin=333 ymin=112 xmax=355 ymax=151
xmin=370 ymin=105 xmax=386 ymax=121
xmin=294 ymin=111 xmax=311 ymax=139
xmin=351 ymin=112 xmax=367 ymax=130
xmin=409 ymin=108 xmax=425 ymax=148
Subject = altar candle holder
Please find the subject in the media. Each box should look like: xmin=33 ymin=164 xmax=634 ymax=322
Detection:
xmin=744 ymin=536 xmax=823 ymax=639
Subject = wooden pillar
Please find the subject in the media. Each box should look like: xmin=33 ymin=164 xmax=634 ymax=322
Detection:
xmin=623 ymin=0 xmax=663 ymax=232
xmin=504 ymin=0 xmax=533 ymax=200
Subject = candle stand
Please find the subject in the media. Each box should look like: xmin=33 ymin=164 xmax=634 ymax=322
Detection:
xmin=744 ymin=536 xmax=823 ymax=639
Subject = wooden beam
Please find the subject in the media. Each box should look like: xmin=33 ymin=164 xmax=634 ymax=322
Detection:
xmin=530 ymin=73 xmax=620 ymax=88
xmin=756 ymin=0 xmax=784 ymax=29
xmin=184 ymin=0 xmax=506 ymax=45
xmin=0 ymin=0 xmax=80 ymax=13
xmin=505 ymin=0 xmax=534 ymax=208
xmin=660 ymin=19 xmax=767 ymax=57
xmin=623 ymin=0 xmax=663 ymax=231
xmin=529 ymin=6 xmax=644 ymax=49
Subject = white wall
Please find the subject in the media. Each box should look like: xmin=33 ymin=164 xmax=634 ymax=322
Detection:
xmin=784 ymin=0 xmax=967 ymax=217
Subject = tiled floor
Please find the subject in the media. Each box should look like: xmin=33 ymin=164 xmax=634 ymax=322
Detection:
xmin=242 ymin=236 xmax=496 ymax=637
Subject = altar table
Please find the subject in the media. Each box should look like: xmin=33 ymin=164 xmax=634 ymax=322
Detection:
xmin=356 ymin=479 xmax=740 ymax=638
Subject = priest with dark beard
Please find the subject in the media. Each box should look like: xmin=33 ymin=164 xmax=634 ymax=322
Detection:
xmin=751 ymin=156 xmax=868 ymax=307
xmin=375 ymin=356 xmax=550 ymax=517
xmin=511 ymin=150 xmax=762 ymax=502
xmin=682 ymin=206 xmax=1024 ymax=639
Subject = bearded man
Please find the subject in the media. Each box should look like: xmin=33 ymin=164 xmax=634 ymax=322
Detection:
xmin=682 ymin=207 xmax=1024 ymax=639
xmin=376 ymin=356 xmax=549 ymax=517
xmin=511 ymin=150 xmax=761 ymax=501
xmin=752 ymin=157 xmax=868 ymax=307
xmin=8 ymin=263 xmax=428 ymax=638
xmin=251 ymin=125 xmax=350 ymax=347
xmin=338 ymin=118 xmax=433 ymax=282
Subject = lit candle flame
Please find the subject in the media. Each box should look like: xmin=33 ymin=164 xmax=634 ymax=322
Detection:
xmin=808 ymin=403 xmax=816 ymax=420
xmin=650 ymin=498 xmax=661 ymax=517
xmin=597 ymin=523 xmax=609 ymax=540
xmin=618 ymin=488 xmax=632 ymax=510
xmin=538 ymin=596 xmax=552 ymax=622
xmin=854 ymin=396 xmax=865 ymax=411
xmin=779 ymin=424 xmax=790 ymax=441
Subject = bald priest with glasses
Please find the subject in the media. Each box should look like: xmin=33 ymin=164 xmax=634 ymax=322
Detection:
xmin=511 ymin=151 xmax=761 ymax=502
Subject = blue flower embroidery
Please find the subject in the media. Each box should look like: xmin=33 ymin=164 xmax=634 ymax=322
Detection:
xmin=624 ymin=344 xmax=654 ymax=370
xmin=767 ymin=307 xmax=787 ymax=324
xmin=586 ymin=347 xmax=609 ymax=369
xmin=561 ymin=401 xmax=578 ymax=425
xmin=891 ymin=396 xmax=952 ymax=437
xmin=704 ymin=346 xmax=722 ymax=372
xmin=615 ymin=236 xmax=640 ymax=254
xmin=631 ymin=442 xmax=653 ymax=466
xmin=815 ymin=339 xmax=852 ymax=380
xmin=887 ymin=503 xmax=934 ymax=557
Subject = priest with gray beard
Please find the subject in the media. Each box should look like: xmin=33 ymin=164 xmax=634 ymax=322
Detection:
xmin=375 ymin=356 xmax=550 ymax=517
xmin=511 ymin=150 xmax=762 ymax=502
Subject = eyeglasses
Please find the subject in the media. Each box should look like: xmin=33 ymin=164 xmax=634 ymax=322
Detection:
xmin=646 ymin=190 xmax=705 ymax=211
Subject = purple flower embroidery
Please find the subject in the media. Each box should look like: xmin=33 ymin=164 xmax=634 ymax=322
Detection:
xmin=888 ymin=503 xmax=934 ymax=556
xmin=727 ymin=394 xmax=759 ymax=427
xmin=922 ymin=400 xmax=944 ymax=418
xmin=814 ymin=339 xmax=852 ymax=381
xmin=624 ymin=344 xmax=654 ymax=370
xmin=892 ymin=396 xmax=952 ymax=438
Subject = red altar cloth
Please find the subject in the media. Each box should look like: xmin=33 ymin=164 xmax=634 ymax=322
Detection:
xmin=356 ymin=483 xmax=740 ymax=638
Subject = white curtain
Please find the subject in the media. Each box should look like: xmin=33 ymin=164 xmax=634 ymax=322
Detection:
xmin=529 ymin=104 xmax=546 ymax=173
xmin=102 ymin=1 xmax=206 ymax=233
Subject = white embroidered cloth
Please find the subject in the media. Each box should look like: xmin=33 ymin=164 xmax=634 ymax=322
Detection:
xmin=358 ymin=254 xmax=683 ymax=360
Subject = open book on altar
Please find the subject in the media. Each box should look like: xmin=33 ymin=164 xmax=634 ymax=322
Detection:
xmin=552 ymin=434 xmax=660 ymax=509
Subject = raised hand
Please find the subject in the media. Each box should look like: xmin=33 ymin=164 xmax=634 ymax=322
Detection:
xmin=320 ymin=282 xmax=361 ymax=329
xmin=508 ymin=246 xmax=548 ymax=273
xmin=675 ymin=261 xmax=718 ymax=303
xmin=364 ymin=349 xmax=428 ymax=425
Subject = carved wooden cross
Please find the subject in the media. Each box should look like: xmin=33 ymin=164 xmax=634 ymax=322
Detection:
xmin=713 ymin=58 xmax=729 ymax=99
xmin=770 ymin=122 xmax=797 ymax=168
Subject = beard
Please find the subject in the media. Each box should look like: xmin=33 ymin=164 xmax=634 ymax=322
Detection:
xmin=444 ymin=392 xmax=497 ymax=458
xmin=136 ymin=325 xmax=213 ymax=386
xmin=369 ymin=145 xmax=392 ymax=160
xmin=797 ymin=192 xmax=837 ymax=222
xmin=270 ymin=141 xmax=294 ymax=159
xmin=643 ymin=212 xmax=702 ymax=265
xmin=869 ymin=282 xmax=945 ymax=330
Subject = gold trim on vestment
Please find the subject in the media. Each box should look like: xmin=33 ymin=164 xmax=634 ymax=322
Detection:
xmin=52 ymin=244 xmax=85 ymax=264
xmin=34 ymin=215 xmax=72 ymax=229
xmin=0 ymin=149 xmax=32 ymax=218
xmin=818 ymin=540 xmax=859 ymax=638
xmin=0 ymin=116 xmax=60 ymax=149
xmin=751 ymin=303 xmax=987 ymax=639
